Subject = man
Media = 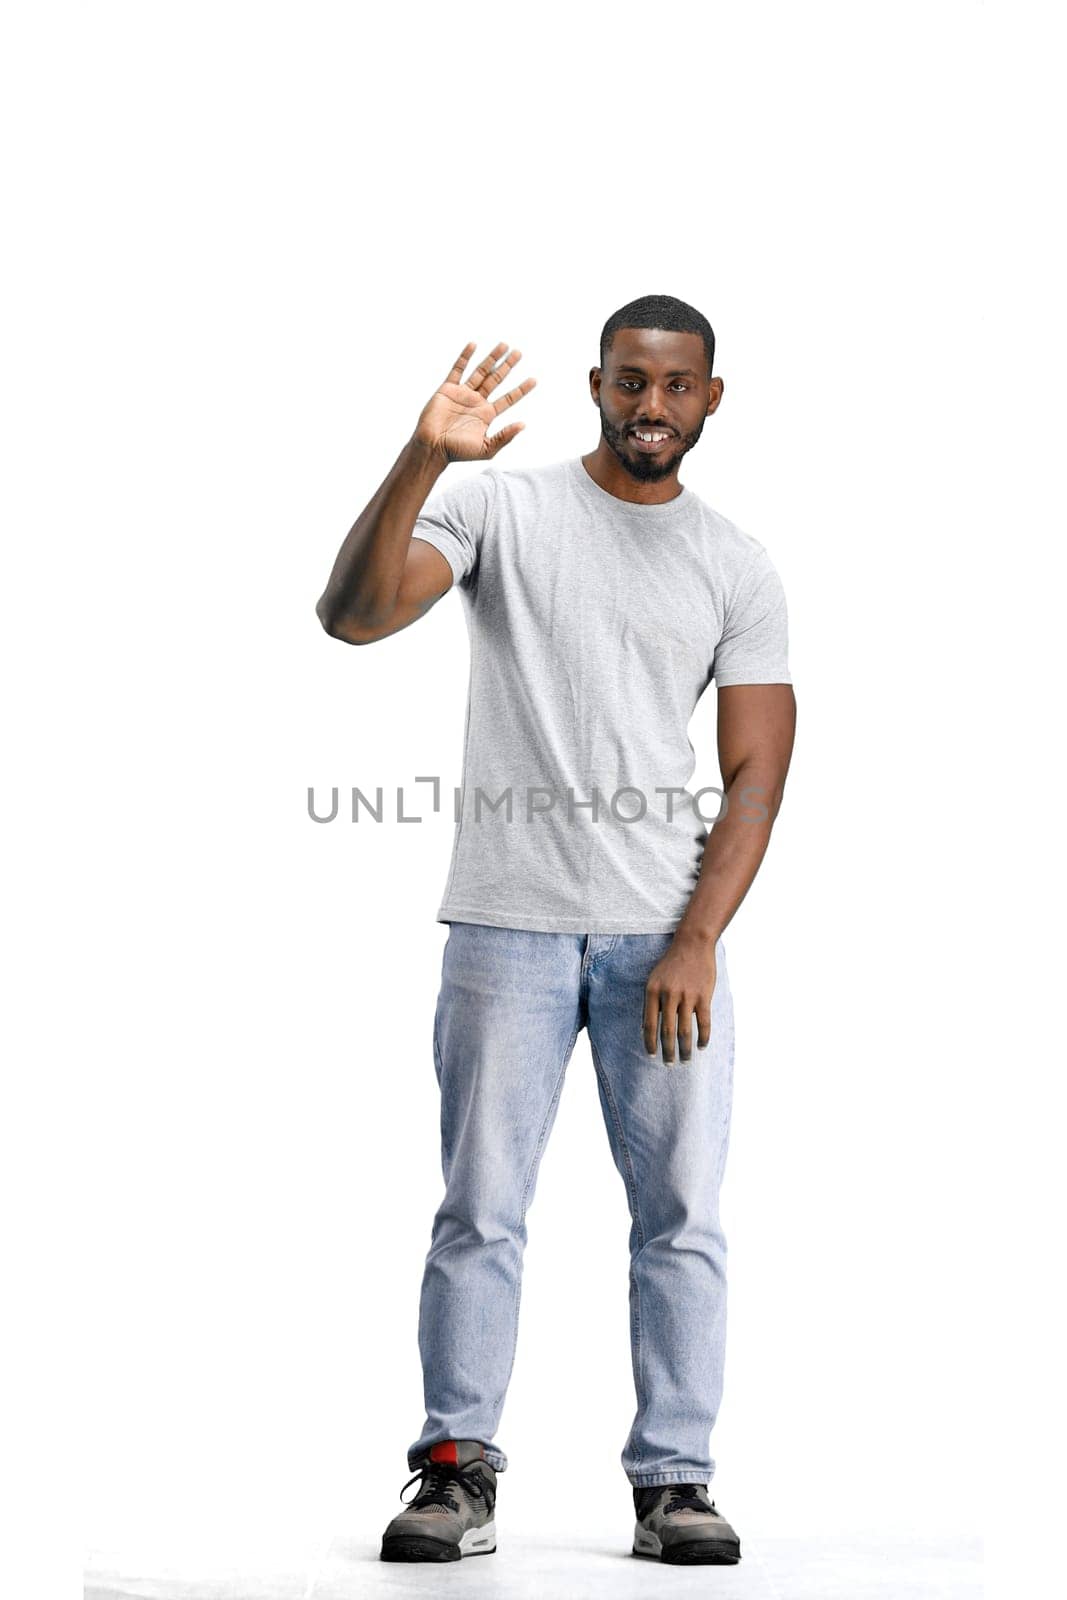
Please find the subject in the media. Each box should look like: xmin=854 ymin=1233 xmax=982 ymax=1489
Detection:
xmin=316 ymin=294 xmax=796 ymax=1566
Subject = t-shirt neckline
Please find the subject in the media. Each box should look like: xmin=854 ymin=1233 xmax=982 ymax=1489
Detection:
xmin=568 ymin=455 xmax=693 ymax=515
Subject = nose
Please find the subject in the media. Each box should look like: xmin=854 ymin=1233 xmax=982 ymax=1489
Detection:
xmin=634 ymin=385 xmax=672 ymax=425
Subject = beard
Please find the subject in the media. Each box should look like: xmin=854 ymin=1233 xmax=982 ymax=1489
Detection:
xmin=599 ymin=409 xmax=706 ymax=483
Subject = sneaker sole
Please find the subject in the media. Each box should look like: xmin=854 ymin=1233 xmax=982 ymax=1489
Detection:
xmin=632 ymin=1522 xmax=741 ymax=1564
xmin=381 ymin=1520 xmax=497 ymax=1562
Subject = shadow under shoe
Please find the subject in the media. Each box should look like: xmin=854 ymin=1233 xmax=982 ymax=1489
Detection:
xmin=632 ymin=1482 xmax=742 ymax=1564
xmin=381 ymin=1440 xmax=497 ymax=1563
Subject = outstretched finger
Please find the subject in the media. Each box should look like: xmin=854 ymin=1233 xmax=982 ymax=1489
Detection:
xmin=492 ymin=375 xmax=537 ymax=415
xmin=465 ymin=341 xmax=511 ymax=393
xmin=444 ymin=341 xmax=478 ymax=386
xmin=480 ymin=347 xmax=523 ymax=398
xmin=485 ymin=420 xmax=525 ymax=456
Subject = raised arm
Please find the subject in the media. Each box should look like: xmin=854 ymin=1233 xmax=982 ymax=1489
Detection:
xmin=315 ymin=340 xmax=536 ymax=645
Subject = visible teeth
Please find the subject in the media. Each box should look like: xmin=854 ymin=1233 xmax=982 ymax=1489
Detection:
xmin=634 ymin=431 xmax=668 ymax=442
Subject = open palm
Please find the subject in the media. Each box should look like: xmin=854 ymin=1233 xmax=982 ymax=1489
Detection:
xmin=415 ymin=341 xmax=536 ymax=462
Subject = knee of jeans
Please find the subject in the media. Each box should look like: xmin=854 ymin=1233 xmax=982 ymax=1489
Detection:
xmin=434 ymin=1178 xmax=529 ymax=1243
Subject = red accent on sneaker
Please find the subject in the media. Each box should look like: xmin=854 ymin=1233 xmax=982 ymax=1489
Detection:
xmin=429 ymin=1442 xmax=459 ymax=1464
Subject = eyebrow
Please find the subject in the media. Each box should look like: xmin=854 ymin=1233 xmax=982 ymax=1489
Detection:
xmin=614 ymin=365 xmax=701 ymax=378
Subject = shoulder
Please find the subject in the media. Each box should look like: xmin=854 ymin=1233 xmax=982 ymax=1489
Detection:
xmin=423 ymin=457 xmax=566 ymax=516
xmin=424 ymin=465 xmax=499 ymax=515
xmin=686 ymin=495 xmax=790 ymax=617
xmin=689 ymin=492 xmax=771 ymax=571
xmin=481 ymin=456 xmax=571 ymax=505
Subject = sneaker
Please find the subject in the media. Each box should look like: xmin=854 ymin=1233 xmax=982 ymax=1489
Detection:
xmin=380 ymin=1440 xmax=497 ymax=1562
xmin=631 ymin=1482 xmax=742 ymax=1564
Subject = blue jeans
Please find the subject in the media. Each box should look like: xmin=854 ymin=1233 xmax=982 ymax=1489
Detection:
xmin=407 ymin=922 xmax=736 ymax=1488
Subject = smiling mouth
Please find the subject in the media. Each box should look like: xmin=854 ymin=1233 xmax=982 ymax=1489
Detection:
xmin=628 ymin=429 xmax=675 ymax=453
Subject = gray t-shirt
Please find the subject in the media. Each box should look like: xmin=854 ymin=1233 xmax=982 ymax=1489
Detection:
xmin=411 ymin=455 xmax=791 ymax=934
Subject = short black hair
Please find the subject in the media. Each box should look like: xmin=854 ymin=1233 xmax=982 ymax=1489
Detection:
xmin=600 ymin=294 xmax=715 ymax=381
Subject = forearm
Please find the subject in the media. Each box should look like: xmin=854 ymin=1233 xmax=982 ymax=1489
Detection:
xmin=673 ymin=761 xmax=787 ymax=947
xmin=316 ymin=435 xmax=447 ymax=632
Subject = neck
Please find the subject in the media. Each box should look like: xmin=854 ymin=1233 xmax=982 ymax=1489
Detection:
xmin=581 ymin=442 xmax=686 ymax=506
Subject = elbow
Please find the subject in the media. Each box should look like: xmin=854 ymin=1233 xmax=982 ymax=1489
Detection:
xmin=317 ymin=595 xmax=362 ymax=645
xmin=315 ymin=595 xmax=338 ymax=634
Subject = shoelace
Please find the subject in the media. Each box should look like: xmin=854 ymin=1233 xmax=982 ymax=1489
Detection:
xmin=662 ymin=1484 xmax=715 ymax=1517
xmin=399 ymin=1460 xmax=492 ymax=1515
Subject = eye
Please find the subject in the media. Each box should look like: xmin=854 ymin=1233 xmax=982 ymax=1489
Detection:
xmin=617 ymin=379 xmax=690 ymax=392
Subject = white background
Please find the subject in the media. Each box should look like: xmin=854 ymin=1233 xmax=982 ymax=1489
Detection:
xmin=4 ymin=3 xmax=1062 ymax=1597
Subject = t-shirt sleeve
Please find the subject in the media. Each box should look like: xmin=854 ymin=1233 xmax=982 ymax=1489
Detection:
xmin=410 ymin=468 xmax=496 ymax=592
xmin=712 ymin=548 xmax=792 ymax=686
